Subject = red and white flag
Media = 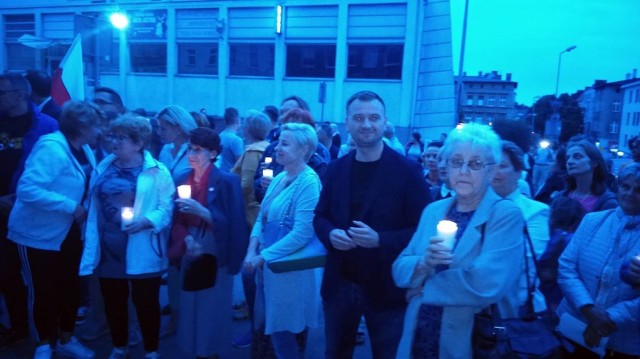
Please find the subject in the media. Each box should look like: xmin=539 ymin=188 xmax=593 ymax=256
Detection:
xmin=51 ymin=34 xmax=85 ymax=106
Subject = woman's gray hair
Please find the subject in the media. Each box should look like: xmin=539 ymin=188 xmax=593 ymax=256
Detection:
xmin=156 ymin=105 xmax=197 ymax=135
xmin=441 ymin=122 xmax=502 ymax=165
xmin=110 ymin=113 xmax=153 ymax=149
xmin=281 ymin=123 xmax=318 ymax=162
xmin=244 ymin=110 xmax=271 ymax=141
xmin=618 ymin=162 xmax=640 ymax=183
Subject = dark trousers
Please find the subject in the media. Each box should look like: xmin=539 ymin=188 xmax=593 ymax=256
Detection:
xmin=564 ymin=339 xmax=640 ymax=359
xmin=100 ymin=276 xmax=161 ymax=352
xmin=323 ymin=281 xmax=405 ymax=359
xmin=0 ymin=237 xmax=28 ymax=333
xmin=17 ymin=223 xmax=82 ymax=343
xmin=0 ymin=211 xmax=28 ymax=334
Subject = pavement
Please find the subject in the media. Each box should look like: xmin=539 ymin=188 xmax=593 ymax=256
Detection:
xmin=0 ymin=284 xmax=373 ymax=359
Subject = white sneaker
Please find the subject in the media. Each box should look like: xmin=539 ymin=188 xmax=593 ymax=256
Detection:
xmin=33 ymin=344 xmax=52 ymax=359
xmin=108 ymin=346 xmax=129 ymax=359
xmin=56 ymin=336 xmax=95 ymax=359
xmin=144 ymin=352 xmax=160 ymax=359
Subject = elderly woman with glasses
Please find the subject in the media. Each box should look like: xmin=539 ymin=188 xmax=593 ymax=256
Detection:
xmin=393 ymin=123 xmax=525 ymax=358
xmin=171 ymin=127 xmax=247 ymax=359
xmin=80 ymin=114 xmax=175 ymax=359
xmin=556 ymin=163 xmax=640 ymax=358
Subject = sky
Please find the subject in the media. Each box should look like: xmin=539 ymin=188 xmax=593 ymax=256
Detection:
xmin=449 ymin=0 xmax=640 ymax=106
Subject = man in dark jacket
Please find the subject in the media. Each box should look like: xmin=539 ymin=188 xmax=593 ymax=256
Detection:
xmin=314 ymin=91 xmax=430 ymax=358
xmin=0 ymin=72 xmax=58 ymax=347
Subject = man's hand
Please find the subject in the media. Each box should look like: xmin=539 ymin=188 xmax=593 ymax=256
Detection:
xmin=347 ymin=221 xmax=380 ymax=248
xmin=329 ymin=229 xmax=357 ymax=250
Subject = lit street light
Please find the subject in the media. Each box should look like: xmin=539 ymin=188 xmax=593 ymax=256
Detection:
xmin=109 ymin=12 xmax=129 ymax=30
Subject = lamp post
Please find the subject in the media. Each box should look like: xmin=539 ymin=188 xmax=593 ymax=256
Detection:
xmin=547 ymin=45 xmax=576 ymax=140
xmin=109 ymin=12 xmax=129 ymax=102
xmin=455 ymin=0 xmax=470 ymax=125
xmin=555 ymin=45 xmax=576 ymax=98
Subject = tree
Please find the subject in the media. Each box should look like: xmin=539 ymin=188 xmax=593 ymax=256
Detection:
xmin=531 ymin=93 xmax=584 ymax=143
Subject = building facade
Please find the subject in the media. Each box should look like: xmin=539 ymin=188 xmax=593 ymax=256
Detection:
xmin=1 ymin=0 xmax=456 ymax=141
xmin=579 ymin=77 xmax=636 ymax=147
xmin=453 ymin=70 xmax=518 ymax=124
xmin=619 ymin=79 xmax=640 ymax=153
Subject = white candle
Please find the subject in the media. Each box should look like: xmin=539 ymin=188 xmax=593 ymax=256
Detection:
xmin=263 ymin=169 xmax=274 ymax=179
xmin=121 ymin=207 xmax=134 ymax=230
xmin=437 ymin=220 xmax=458 ymax=250
xmin=177 ymin=185 xmax=191 ymax=199
xmin=264 ymin=157 xmax=273 ymax=164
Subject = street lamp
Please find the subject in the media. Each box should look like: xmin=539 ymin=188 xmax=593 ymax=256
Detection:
xmin=555 ymin=45 xmax=577 ymax=98
xmin=110 ymin=12 xmax=129 ymax=102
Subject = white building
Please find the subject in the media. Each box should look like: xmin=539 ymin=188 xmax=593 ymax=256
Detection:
xmin=1 ymin=0 xmax=456 ymax=140
xmin=619 ymin=79 xmax=640 ymax=153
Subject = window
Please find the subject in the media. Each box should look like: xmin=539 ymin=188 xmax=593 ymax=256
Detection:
xmin=178 ymin=43 xmax=218 ymax=75
xmin=610 ymin=121 xmax=619 ymax=134
xmin=127 ymin=10 xmax=168 ymax=73
xmin=229 ymin=43 xmax=274 ymax=77
xmin=630 ymin=90 xmax=634 ymax=103
xmin=286 ymin=44 xmax=335 ymax=78
xmin=612 ymin=101 xmax=621 ymax=113
xmin=176 ymin=9 xmax=219 ymax=75
xmin=466 ymin=96 xmax=473 ymax=106
xmin=4 ymin=14 xmax=36 ymax=70
xmin=636 ymin=89 xmax=640 ymax=102
xmin=628 ymin=112 xmax=631 ymax=126
xmin=347 ymin=44 xmax=403 ymax=80
xmin=499 ymin=96 xmax=506 ymax=107
xmin=487 ymin=96 xmax=495 ymax=107
xmin=477 ymin=96 xmax=485 ymax=106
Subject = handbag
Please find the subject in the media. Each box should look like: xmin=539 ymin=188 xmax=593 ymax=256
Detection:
xmin=182 ymin=222 xmax=218 ymax=292
xmin=261 ymin=177 xmax=326 ymax=274
xmin=473 ymin=226 xmax=562 ymax=358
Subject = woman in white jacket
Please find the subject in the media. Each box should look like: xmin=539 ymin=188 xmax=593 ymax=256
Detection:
xmin=79 ymin=114 xmax=174 ymax=359
xmin=8 ymin=101 xmax=104 ymax=359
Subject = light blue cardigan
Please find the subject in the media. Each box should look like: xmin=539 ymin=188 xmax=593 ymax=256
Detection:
xmin=392 ymin=188 xmax=524 ymax=359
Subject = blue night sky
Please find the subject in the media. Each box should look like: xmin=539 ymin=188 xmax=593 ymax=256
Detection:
xmin=450 ymin=0 xmax=640 ymax=106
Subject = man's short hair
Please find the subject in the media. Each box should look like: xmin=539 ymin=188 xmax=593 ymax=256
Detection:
xmin=345 ymin=91 xmax=385 ymax=112
xmin=628 ymin=135 xmax=640 ymax=149
xmin=94 ymin=86 xmax=124 ymax=107
xmin=263 ymin=105 xmax=279 ymax=124
xmin=24 ymin=70 xmax=51 ymax=98
xmin=224 ymin=107 xmax=239 ymax=126
xmin=0 ymin=72 xmax=32 ymax=97
xmin=501 ymin=140 xmax=525 ymax=172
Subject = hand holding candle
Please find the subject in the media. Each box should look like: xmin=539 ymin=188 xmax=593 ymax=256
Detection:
xmin=264 ymin=157 xmax=273 ymax=164
xmin=121 ymin=207 xmax=134 ymax=231
xmin=262 ymin=168 xmax=274 ymax=179
xmin=437 ymin=220 xmax=458 ymax=250
xmin=177 ymin=185 xmax=191 ymax=199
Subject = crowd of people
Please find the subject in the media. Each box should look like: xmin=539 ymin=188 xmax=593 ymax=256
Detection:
xmin=0 ymin=69 xmax=639 ymax=359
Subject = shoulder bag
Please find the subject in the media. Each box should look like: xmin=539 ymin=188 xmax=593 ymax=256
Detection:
xmin=261 ymin=177 xmax=326 ymax=273
xmin=473 ymin=226 xmax=563 ymax=358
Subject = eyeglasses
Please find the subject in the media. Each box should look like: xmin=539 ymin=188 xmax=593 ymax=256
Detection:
xmin=187 ymin=145 xmax=208 ymax=155
xmin=105 ymin=134 xmax=130 ymax=142
xmin=448 ymin=159 xmax=494 ymax=171
xmin=93 ymin=98 xmax=115 ymax=106
xmin=422 ymin=154 xmax=438 ymax=159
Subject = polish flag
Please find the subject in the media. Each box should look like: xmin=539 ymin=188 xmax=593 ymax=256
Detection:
xmin=51 ymin=34 xmax=85 ymax=106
